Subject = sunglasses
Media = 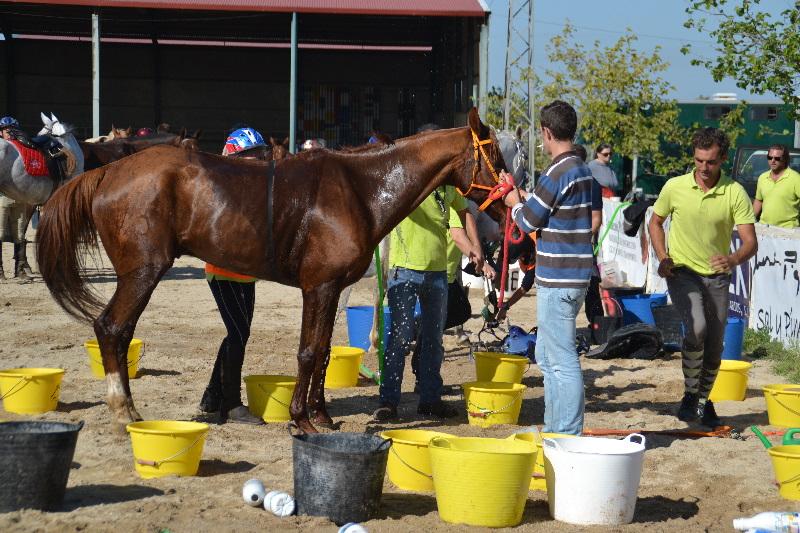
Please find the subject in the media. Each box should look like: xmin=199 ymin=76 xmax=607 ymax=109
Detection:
xmin=600 ymin=152 xmax=612 ymax=157
xmin=767 ymin=156 xmax=783 ymax=161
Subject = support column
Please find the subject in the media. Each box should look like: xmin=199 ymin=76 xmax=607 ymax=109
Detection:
xmin=289 ymin=12 xmax=298 ymax=154
xmin=92 ymin=11 xmax=101 ymax=138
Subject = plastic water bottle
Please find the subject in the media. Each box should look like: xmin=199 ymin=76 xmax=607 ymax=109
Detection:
xmin=241 ymin=478 xmax=266 ymax=507
xmin=263 ymin=490 xmax=295 ymax=517
xmin=338 ymin=523 xmax=368 ymax=533
xmin=733 ymin=512 xmax=800 ymax=532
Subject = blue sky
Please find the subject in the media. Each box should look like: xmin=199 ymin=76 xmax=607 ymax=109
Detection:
xmin=484 ymin=0 xmax=790 ymax=101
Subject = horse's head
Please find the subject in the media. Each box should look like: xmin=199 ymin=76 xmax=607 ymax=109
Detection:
xmin=457 ymin=107 xmax=509 ymax=223
xmin=39 ymin=112 xmax=68 ymax=137
xmin=270 ymin=137 xmax=290 ymax=160
xmin=497 ymin=125 xmax=529 ymax=191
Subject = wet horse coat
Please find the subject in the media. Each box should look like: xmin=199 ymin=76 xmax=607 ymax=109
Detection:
xmin=36 ymin=108 xmax=507 ymax=433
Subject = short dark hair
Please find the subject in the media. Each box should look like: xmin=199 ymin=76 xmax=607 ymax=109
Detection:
xmin=691 ymin=127 xmax=730 ymax=159
xmin=769 ymin=143 xmax=790 ymax=165
xmin=540 ymin=100 xmax=577 ymax=142
xmin=595 ymin=143 xmax=612 ymax=156
xmin=573 ymin=144 xmax=587 ymax=162
xmin=417 ymin=123 xmax=440 ymax=134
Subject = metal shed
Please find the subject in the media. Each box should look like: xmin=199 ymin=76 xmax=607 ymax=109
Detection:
xmin=0 ymin=0 xmax=490 ymax=151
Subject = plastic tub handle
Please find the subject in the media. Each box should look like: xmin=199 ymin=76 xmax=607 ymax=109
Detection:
xmin=376 ymin=438 xmax=392 ymax=452
xmin=542 ymin=437 xmax=562 ymax=450
xmin=783 ymin=428 xmax=800 ymax=445
xmin=287 ymin=422 xmax=306 ymax=437
xmin=623 ymin=433 xmax=646 ymax=447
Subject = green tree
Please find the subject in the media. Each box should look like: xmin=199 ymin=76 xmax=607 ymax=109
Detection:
xmin=683 ymin=0 xmax=800 ymax=120
xmin=482 ymin=86 xmax=529 ymax=132
xmin=539 ymin=24 xmax=692 ymax=175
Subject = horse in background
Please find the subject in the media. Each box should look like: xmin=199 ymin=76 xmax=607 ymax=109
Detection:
xmin=269 ymin=137 xmax=290 ymax=160
xmin=80 ymin=128 xmax=202 ymax=170
xmin=36 ymin=107 xmax=508 ymax=433
xmin=85 ymin=125 xmax=132 ymax=143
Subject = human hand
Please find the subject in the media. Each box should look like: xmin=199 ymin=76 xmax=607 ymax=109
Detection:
xmin=709 ymin=254 xmax=734 ymax=273
xmin=481 ymin=262 xmax=496 ymax=280
xmin=496 ymin=307 xmax=507 ymax=321
xmin=469 ymin=247 xmax=485 ymax=274
xmin=657 ymin=257 xmax=675 ymax=278
xmin=499 ymin=170 xmax=522 ymax=208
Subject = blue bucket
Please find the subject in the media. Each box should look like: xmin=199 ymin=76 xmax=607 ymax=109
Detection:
xmin=722 ymin=318 xmax=746 ymax=360
xmin=617 ymin=293 xmax=668 ymax=326
xmin=346 ymin=306 xmax=390 ymax=352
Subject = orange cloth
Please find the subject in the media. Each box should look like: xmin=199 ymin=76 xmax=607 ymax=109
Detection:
xmin=205 ymin=263 xmax=255 ymax=281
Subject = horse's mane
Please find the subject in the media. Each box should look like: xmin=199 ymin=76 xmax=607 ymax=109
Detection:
xmin=133 ymin=132 xmax=178 ymax=140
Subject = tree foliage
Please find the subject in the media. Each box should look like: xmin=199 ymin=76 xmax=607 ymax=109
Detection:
xmin=539 ymin=24 xmax=692 ymax=174
xmin=683 ymin=0 xmax=800 ymax=120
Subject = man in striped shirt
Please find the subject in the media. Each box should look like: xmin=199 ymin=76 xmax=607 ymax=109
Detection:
xmin=500 ymin=100 xmax=594 ymax=435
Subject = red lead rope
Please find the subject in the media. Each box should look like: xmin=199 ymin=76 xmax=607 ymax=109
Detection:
xmin=486 ymin=182 xmax=526 ymax=310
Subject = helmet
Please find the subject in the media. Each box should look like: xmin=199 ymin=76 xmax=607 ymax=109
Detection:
xmin=0 ymin=116 xmax=19 ymax=129
xmin=224 ymin=128 xmax=266 ymax=156
xmin=368 ymin=136 xmax=379 ymax=144
xmin=302 ymin=139 xmax=316 ymax=150
xmin=136 ymin=127 xmax=154 ymax=136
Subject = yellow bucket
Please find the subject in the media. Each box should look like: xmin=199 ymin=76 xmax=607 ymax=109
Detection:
xmin=763 ymin=385 xmax=800 ymax=427
xmin=126 ymin=421 xmax=209 ymax=479
xmin=510 ymin=432 xmax=575 ymax=490
xmin=325 ymin=346 xmax=364 ymax=388
xmin=0 ymin=368 xmax=65 ymax=414
xmin=768 ymin=445 xmax=800 ymax=500
xmin=474 ymin=351 xmax=529 ymax=384
xmin=380 ymin=429 xmax=455 ymax=491
xmin=429 ymin=436 xmax=536 ymax=527
xmin=243 ymin=375 xmax=296 ymax=422
xmin=84 ymin=339 xmax=144 ymax=379
xmin=709 ymin=360 xmax=752 ymax=402
xmin=462 ymin=381 xmax=526 ymax=427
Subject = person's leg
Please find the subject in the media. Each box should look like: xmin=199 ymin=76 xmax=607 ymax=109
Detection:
xmin=667 ymin=268 xmax=706 ymax=421
xmin=416 ymin=271 xmax=449 ymax=409
xmin=536 ymin=284 xmax=586 ymax=435
xmin=377 ymin=268 xmax=420 ymax=417
xmin=696 ymin=273 xmax=731 ymax=427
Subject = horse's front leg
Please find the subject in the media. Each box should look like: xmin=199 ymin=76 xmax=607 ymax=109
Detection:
xmin=290 ymin=283 xmax=340 ymax=433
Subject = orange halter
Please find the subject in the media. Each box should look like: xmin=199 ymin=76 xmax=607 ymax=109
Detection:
xmin=457 ymin=130 xmax=503 ymax=211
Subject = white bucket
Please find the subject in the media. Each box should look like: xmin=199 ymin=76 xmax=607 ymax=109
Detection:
xmin=543 ymin=434 xmax=646 ymax=525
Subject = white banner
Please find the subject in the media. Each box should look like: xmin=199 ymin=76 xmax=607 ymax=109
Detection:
xmin=597 ymin=200 xmax=647 ymax=287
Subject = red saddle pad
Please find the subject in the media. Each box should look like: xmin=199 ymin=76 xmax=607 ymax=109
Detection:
xmin=9 ymin=139 xmax=49 ymax=177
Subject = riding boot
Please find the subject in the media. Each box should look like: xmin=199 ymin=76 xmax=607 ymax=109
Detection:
xmin=13 ymin=242 xmax=30 ymax=280
xmin=0 ymin=252 xmax=6 ymax=280
xmin=199 ymin=340 xmax=225 ymax=413
xmin=17 ymin=240 xmax=34 ymax=277
xmin=219 ymin=343 xmax=264 ymax=425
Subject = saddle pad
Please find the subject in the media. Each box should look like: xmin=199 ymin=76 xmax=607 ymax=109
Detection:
xmin=9 ymin=140 xmax=49 ymax=177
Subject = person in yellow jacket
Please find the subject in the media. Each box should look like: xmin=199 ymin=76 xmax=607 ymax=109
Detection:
xmin=198 ymin=127 xmax=268 ymax=425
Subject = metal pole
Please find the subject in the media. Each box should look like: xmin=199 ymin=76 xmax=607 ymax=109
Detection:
xmin=527 ymin=0 xmax=535 ymax=167
xmin=503 ymin=0 xmax=514 ymax=130
xmin=91 ymin=12 xmax=100 ymax=138
xmin=478 ymin=20 xmax=489 ymax=118
xmin=289 ymin=13 xmax=298 ymax=154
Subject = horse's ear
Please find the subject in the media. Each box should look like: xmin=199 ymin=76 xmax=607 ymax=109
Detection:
xmin=468 ymin=107 xmax=484 ymax=137
xmin=269 ymin=136 xmax=277 ymax=146
xmin=125 ymin=126 xmax=132 ymax=136
xmin=192 ymin=128 xmax=202 ymax=140
xmin=40 ymin=112 xmax=51 ymax=126
xmin=282 ymin=137 xmax=289 ymax=147
xmin=515 ymin=124 xmax=524 ymax=140
xmin=51 ymin=113 xmax=59 ymax=123
xmin=179 ymin=127 xmax=187 ymax=139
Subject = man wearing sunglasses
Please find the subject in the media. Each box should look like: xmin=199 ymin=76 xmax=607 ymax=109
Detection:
xmin=588 ymin=143 xmax=618 ymax=198
xmin=649 ymin=127 xmax=757 ymax=429
xmin=753 ymin=143 xmax=800 ymax=228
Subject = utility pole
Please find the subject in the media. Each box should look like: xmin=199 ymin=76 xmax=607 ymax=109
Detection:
xmin=503 ymin=0 xmax=535 ymax=166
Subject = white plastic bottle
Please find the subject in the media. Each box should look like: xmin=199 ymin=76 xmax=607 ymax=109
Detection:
xmin=264 ymin=490 xmax=296 ymax=517
xmin=733 ymin=512 xmax=800 ymax=532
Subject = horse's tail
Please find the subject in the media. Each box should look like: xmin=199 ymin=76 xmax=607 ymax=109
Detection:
xmin=37 ymin=167 xmax=108 ymax=323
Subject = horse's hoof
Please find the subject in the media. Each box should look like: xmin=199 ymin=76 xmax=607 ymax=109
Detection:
xmin=295 ymin=420 xmax=319 ymax=434
xmin=111 ymin=420 xmax=130 ymax=435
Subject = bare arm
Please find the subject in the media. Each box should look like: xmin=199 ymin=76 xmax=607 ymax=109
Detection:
xmin=752 ymin=198 xmax=763 ymax=219
xmin=495 ymin=287 xmax=528 ymax=321
xmin=709 ymin=223 xmax=758 ymax=273
xmin=592 ymin=209 xmax=602 ymax=235
xmin=648 ymin=212 xmax=674 ymax=277
xmin=454 ymin=208 xmax=487 ymax=275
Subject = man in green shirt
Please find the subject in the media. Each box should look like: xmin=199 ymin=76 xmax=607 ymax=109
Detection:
xmin=374 ymin=124 xmax=490 ymax=421
xmin=753 ymin=143 xmax=800 ymax=228
xmin=649 ymin=127 xmax=757 ymax=428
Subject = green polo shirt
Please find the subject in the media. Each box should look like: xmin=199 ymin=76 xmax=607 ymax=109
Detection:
xmin=390 ymin=186 xmax=467 ymax=272
xmin=653 ymin=171 xmax=755 ymax=276
xmin=755 ymin=167 xmax=800 ymax=228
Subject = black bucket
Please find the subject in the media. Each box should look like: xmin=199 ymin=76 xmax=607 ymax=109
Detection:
xmin=0 ymin=420 xmax=84 ymax=512
xmin=290 ymin=424 xmax=391 ymax=525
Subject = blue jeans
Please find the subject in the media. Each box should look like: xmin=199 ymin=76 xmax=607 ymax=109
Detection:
xmin=379 ymin=268 xmax=448 ymax=406
xmin=535 ymin=284 xmax=587 ymax=435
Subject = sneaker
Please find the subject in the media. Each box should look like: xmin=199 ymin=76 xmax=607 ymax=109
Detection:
xmin=373 ymin=402 xmax=398 ymax=421
xmin=699 ymin=400 xmax=723 ymax=429
xmin=677 ymin=392 xmax=699 ymax=422
xmin=418 ymin=400 xmax=458 ymax=419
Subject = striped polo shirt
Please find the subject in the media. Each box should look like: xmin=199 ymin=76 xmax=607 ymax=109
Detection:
xmin=511 ymin=151 xmax=593 ymax=288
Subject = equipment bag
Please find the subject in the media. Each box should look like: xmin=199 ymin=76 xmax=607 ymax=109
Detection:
xmin=585 ymin=322 xmax=665 ymax=361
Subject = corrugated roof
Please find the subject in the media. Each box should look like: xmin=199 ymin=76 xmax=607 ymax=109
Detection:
xmin=0 ymin=0 xmax=489 ymax=16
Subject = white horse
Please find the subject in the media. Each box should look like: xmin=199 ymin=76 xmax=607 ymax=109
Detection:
xmin=359 ymin=126 xmax=529 ymax=364
xmin=0 ymin=112 xmax=85 ymax=205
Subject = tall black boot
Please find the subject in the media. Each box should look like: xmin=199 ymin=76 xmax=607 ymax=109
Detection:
xmin=13 ymin=242 xmax=29 ymax=280
xmin=219 ymin=343 xmax=264 ymax=425
xmin=199 ymin=340 xmax=225 ymax=413
xmin=0 ymin=250 xmax=5 ymax=280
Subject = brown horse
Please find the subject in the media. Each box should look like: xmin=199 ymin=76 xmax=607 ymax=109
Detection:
xmin=269 ymin=136 xmax=290 ymax=160
xmin=80 ymin=128 xmax=202 ymax=170
xmin=36 ymin=108 xmax=507 ymax=433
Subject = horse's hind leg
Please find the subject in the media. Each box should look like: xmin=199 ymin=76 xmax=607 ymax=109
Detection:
xmin=291 ymin=283 xmax=340 ymax=432
xmin=95 ymin=264 xmax=171 ymax=431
